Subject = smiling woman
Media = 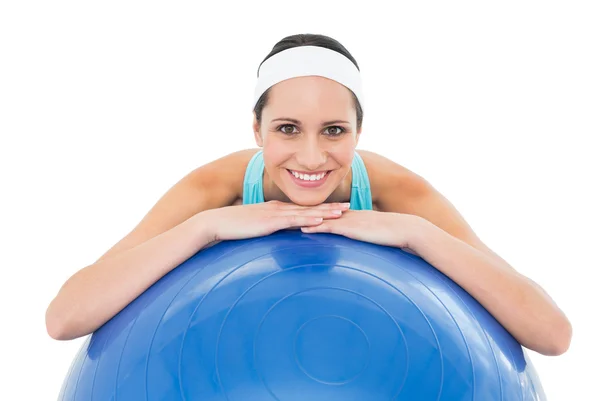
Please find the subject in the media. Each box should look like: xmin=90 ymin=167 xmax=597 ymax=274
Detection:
xmin=252 ymin=40 xmax=364 ymax=206
xmin=255 ymin=74 xmax=359 ymax=206
xmin=46 ymin=32 xmax=571 ymax=370
xmin=270 ymin=116 xmax=350 ymax=189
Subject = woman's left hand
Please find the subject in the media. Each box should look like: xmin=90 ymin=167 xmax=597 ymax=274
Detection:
xmin=300 ymin=210 xmax=426 ymax=252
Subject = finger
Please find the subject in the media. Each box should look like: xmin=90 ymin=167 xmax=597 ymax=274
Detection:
xmin=270 ymin=215 xmax=324 ymax=231
xmin=267 ymin=201 xmax=351 ymax=211
xmin=313 ymin=202 xmax=351 ymax=209
xmin=299 ymin=208 xmax=344 ymax=218
xmin=277 ymin=208 xmax=344 ymax=219
xmin=301 ymin=221 xmax=333 ymax=234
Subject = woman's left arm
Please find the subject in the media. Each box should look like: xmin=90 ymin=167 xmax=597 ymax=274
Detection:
xmin=304 ymin=153 xmax=572 ymax=356
xmin=383 ymin=169 xmax=572 ymax=356
xmin=409 ymin=210 xmax=572 ymax=356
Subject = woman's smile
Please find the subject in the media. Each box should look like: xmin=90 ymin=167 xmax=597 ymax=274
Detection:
xmin=286 ymin=168 xmax=332 ymax=188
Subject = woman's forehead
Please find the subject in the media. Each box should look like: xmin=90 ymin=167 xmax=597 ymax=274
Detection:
xmin=265 ymin=76 xmax=356 ymax=118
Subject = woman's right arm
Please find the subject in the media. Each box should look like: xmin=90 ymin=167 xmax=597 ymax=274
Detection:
xmin=45 ymin=210 xmax=219 ymax=341
xmin=45 ymin=150 xmax=347 ymax=341
xmin=44 ymin=150 xmax=253 ymax=341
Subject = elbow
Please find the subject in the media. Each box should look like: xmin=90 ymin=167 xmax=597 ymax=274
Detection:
xmin=45 ymin=304 xmax=69 ymax=341
xmin=536 ymin=315 xmax=573 ymax=356
xmin=45 ymin=275 xmax=95 ymax=341
xmin=45 ymin=301 xmax=84 ymax=341
xmin=549 ymin=317 xmax=573 ymax=356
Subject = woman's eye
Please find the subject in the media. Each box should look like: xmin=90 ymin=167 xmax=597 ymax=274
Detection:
xmin=325 ymin=126 xmax=345 ymax=136
xmin=278 ymin=124 xmax=298 ymax=135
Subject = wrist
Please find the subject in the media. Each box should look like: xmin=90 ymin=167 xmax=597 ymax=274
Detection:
xmin=190 ymin=210 xmax=218 ymax=245
xmin=406 ymin=215 xmax=436 ymax=250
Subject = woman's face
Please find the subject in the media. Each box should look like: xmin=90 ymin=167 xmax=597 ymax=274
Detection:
xmin=254 ymin=76 xmax=361 ymax=206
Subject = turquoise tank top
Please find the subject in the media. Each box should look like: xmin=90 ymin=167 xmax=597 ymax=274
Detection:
xmin=242 ymin=150 xmax=373 ymax=210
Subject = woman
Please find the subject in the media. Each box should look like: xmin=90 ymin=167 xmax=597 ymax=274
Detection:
xmin=45 ymin=34 xmax=571 ymax=356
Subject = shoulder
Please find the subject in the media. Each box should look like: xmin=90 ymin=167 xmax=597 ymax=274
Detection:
xmin=356 ymin=149 xmax=431 ymax=211
xmin=356 ymin=149 xmax=489 ymax=252
xmin=191 ymin=148 xmax=261 ymax=200
xmin=94 ymin=148 xmax=260 ymax=261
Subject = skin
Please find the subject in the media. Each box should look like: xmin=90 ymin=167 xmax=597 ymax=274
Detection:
xmin=45 ymin=75 xmax=572 ymax=356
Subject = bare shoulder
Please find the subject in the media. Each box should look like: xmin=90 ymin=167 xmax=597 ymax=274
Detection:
xmin=193 ymin=148 xmax=261 ymax=199
xmin=356 ymin=149 xmax=431 ymax=210
xmin=96 ymin=148 xmax=260 ymax=261
xmin=357 ymin=149 xmax=490 ymax=252
xmin=149 ymin=147 xmax=260 ymax=211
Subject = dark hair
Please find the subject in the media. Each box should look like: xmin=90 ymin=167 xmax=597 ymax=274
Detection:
xmin=253 ymin=33 xmax=363 ymax=131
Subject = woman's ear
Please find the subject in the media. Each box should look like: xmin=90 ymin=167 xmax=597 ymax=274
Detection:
xmin=253 ymin=116 xmax=263 ymax=147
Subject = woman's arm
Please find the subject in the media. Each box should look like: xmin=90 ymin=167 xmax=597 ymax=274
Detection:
xmin=46 ymin=211 xmax=218 ymax=341
xmin=364 ymin=151 xmax=572 ymax=355
xmin=45 ymin=150 xmax=255 ymax=340
xmin=409 ymin=216 xmax=572 ymax=356
xmin=45 ymin=149 xmax=345 ymax=341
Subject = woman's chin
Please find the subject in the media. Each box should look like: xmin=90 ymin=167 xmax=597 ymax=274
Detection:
xmin=277 ymin=184 xmax=331 ymax=206
xmin=284 ymin=192 xmax=329 ymax=206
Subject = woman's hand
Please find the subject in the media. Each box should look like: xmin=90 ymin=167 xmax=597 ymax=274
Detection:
xmin=301 ymin=210 xmax=425 ymax=252
xmin=201 ymin=200 xmax=351 ymax=242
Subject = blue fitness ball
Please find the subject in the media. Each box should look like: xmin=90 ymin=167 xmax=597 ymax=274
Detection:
xmin=58 ymin=230 xmax=545 ymax=400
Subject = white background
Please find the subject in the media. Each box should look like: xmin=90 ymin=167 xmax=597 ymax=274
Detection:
xmin=1 ymin=1 xmax=598 ymax=399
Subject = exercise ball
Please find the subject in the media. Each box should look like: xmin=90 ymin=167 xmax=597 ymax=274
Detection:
xmin=58 ymin=231 xmax=545 ymax=400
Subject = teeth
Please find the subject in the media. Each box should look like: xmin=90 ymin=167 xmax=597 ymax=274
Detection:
xmin=291 ymin=170 xmax=326 ymax=181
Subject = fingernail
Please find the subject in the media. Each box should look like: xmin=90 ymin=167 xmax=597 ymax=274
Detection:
xmin=342 ymin=202 xmax=351 ymax=208
xmin=314 ymin=217 xmax=323 ymax=222
xmin=332 ymin=210 xmax=342 ymax=215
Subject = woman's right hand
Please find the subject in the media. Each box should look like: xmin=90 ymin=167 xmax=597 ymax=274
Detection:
xmin=200 ymin=200 xmax=350 ymax=242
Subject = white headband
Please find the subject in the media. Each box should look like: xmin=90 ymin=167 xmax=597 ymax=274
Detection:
xmin=252 ymin=45 xmax=364 ymax=111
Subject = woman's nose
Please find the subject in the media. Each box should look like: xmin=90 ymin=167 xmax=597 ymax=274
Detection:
xmin=295 ymin=139 xmax=327 ymax=171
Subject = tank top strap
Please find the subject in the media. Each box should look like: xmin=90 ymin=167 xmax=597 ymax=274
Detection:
xmin=349 ymin=151 xmax=373 ymax=211
xmin=242 ymin=150 xmax=265 ymax=205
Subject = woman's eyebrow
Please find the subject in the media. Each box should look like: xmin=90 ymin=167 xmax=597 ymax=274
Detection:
xmin=271 ymin=117 xmax=350 ymax=126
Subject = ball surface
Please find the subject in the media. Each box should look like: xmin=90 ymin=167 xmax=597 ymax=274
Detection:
xmin=59 ymin=231 xmax=545 ymax=400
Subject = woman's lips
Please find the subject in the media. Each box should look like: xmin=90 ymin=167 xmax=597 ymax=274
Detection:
xmin=286 ymin=169 xmax=331 ymax=188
